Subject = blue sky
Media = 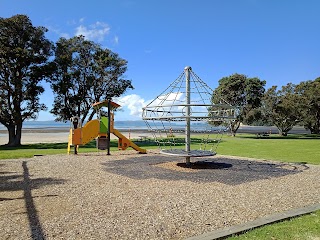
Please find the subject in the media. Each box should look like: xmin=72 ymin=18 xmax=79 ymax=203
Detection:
xmin=1 ymin=0 xmax=319 ymax=121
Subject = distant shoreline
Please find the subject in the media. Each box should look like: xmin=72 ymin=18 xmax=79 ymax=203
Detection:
xmin=0 ymin=125 xmax=310 ymax=135
xmin=0 ymin=125 xmax=310 ymax=145
xmin=0 ymin=127 xmax=150 ymax=134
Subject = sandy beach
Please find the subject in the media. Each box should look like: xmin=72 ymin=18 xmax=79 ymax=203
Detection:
xmin=0 ymin=128 xmax=155 ymax=145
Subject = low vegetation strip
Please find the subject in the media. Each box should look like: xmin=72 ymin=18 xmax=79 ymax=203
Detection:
xmin=1 ymin=133 xmax=319 ymax=165
xmin=187 ymin=204 xmax=320 ymax=240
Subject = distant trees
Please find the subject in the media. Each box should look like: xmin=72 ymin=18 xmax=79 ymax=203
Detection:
xmin=212 ymin=73 xmax=320 ymax=137
xmin=0 ymin=15 xmax=53 ymax=146
xmin=262 ymin=83 xmax=301 ymax=136
xmin=48 ymin=36 xmax=133 ymax=123
xmin=295 ymin=78 xmax=320 ymax=134
xmin=259 ymin=78 xmax=320 ymax=135
xmin=212 ymin=73 xmax=266 ymax=136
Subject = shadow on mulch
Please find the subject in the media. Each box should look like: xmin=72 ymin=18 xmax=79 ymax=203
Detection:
xmin=0 ymin=161 xmax=66 ymax=240
xmin=102 ymin=154 xmax=308 ymax=185
xmin=177 ymin=161 xmax=232 ymax=169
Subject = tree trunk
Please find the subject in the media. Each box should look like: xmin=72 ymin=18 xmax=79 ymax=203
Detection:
xmin=309 ymin=121 xmax=320 ymax=134
xmin=278 ymin=127 xmax=290 ymax=136
xmin=6 ymin=124 xmax=22 ymax=147
xmin=230 ymin=120 xmax=241 ymax=137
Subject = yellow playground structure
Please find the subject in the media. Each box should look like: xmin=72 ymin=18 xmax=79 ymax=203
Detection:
xmin=67 ymin=100 xmax=146 ymax=154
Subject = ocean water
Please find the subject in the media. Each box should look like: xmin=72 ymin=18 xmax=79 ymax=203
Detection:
xmin=0 ymin=121 xmax=69 ymax=130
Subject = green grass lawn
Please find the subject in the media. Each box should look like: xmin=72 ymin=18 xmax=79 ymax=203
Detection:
xmin=228 ymin=210 xmax=320 ymax=240
xmin=0 ymin=139 xmax=141 ymax=159
xmin=1 ymin=133 xmax=319 ymax=239
xmin=1 ymin=133 xmax=319 ymax=164
xmin=218 ymin=133 xmax=320 ymax=165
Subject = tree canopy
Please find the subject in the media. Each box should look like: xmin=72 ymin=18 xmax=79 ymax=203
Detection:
xmin=262 ymin=83 xmax=301 ymax=136
xmin=295 ymin=78 xmax=320 ymax=134
xmin=48 ymin=36 xmax=133 ymax=123
xmin=0 ymin=14 xmax=53 ymax=146
xmin=212 ymin=73 xmax=266 ymax=136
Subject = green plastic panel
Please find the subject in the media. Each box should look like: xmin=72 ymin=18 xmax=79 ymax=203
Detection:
xmin=100 ymin=116 xmax=108 ymax=133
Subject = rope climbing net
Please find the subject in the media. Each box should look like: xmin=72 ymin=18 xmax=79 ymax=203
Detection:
xmin=142 ymin=66 xmax=238 ymax=164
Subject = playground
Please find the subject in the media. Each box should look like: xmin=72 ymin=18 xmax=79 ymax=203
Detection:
xmin=67 ymin=100 xmax=146 ymax=155
xmin=1 ymin=150 xmax=320 ymax=239
xmin=1 ymin=67 xmax=319 ymax=239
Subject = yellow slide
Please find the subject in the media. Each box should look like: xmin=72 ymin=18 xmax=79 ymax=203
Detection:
xmin=112 ymin=128 xmax=147 ymax=154
xmin=68 ymin=119 xmax=100 ymax=154
xmin=80 ymin=119 xmax=100 ymax=144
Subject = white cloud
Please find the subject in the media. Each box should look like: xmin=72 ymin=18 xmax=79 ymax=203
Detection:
xmin=141 ymin=92 xmax=186 ymax=119
xmin=75 ymin=21 xmax=110 ymax=42
xmin=150 ymin=92 xmax=183 ymax=106
xmin=46 ymin=25 xmax=70 ymax=39
xmin=47 ymin=19 xmax=114 ymax=43
xmin=114 ymin=36 xmax=119 ymax=45
xmin=112 ymin=93 xmax=216 ymax=121
xmin=115 ymin=92 xmax=206 ymax=120
xmin=115 ymin=94 xmax=147 ymax=117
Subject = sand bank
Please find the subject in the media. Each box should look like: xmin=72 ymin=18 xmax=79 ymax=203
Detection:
xmin=0 ymin=128 xmax=155 ymax=145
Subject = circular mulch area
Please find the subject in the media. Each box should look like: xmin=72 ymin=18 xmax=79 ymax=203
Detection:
xmin=0 ymin=150 xmax=319 ymax=239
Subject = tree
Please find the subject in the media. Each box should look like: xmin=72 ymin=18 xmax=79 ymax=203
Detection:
xmin=262 ymin=83 xmax=301 ymax=136
xmin=212 ymin=73 xmax=266 ymax=136
xmin=0 ymin=15 xmax=53 ymax=146
xmin=295 ymin=78 xmax=320 ymax=134
xmin=48 ymin=36 xmax=133 ymax=124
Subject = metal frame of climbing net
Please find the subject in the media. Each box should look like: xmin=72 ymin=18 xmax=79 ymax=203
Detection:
xmin=142 ymin=66 xmax=238 ymax=164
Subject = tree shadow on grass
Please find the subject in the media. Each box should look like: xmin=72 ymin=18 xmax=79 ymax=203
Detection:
xmin=0 ymin=139 xmax=121 ymax=150
xmin=0 ymin=142 xmax=68 ymax=150
xmin=0 ymin=161 xmax=66 ymax=239
xmin=102 ymin=154 xmax=308 ymax=185
xmin=238 ymin=133 xmax=320 ymax=140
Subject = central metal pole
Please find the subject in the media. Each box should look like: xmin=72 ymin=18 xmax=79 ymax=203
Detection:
xmin=107 ymin=99 xmax=111 ymax=155
xmin=185 ymin=66 xmax=191 ymax=165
